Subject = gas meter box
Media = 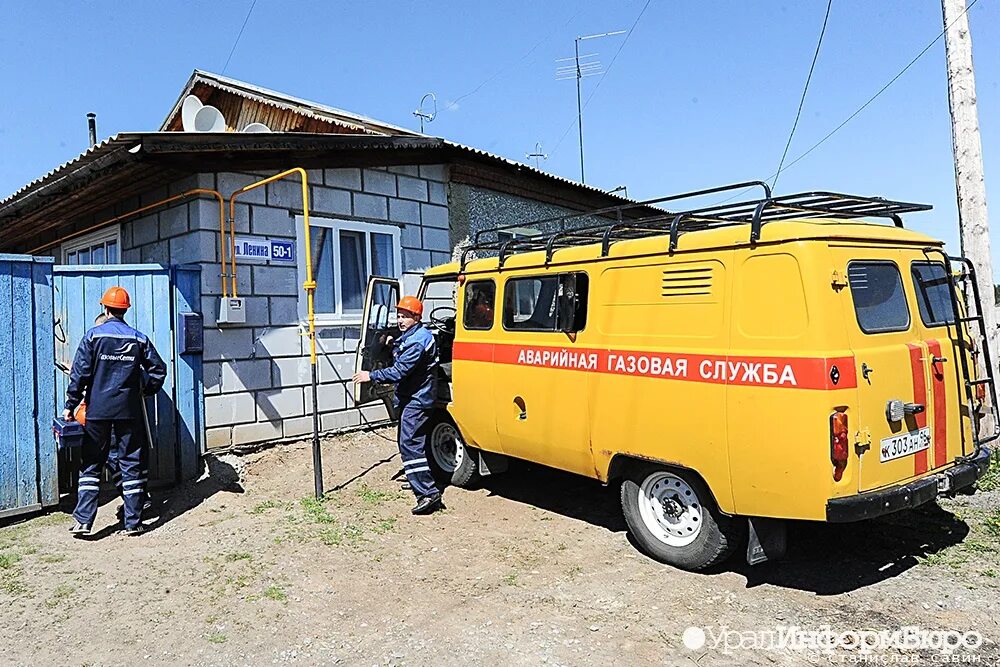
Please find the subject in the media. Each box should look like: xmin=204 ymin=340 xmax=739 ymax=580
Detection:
xmin=53 ymin=418 xmax=84 ymax=450
xmin=217 ymin=297 xmax=246 ymax=326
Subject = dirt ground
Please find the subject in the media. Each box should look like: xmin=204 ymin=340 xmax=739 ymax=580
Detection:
xmin=2 ymin=428 xmax=999 ymax=667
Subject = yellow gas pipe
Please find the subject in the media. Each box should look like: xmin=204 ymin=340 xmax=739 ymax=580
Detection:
xmin=227 ymin=168 xmax=323 ymax=498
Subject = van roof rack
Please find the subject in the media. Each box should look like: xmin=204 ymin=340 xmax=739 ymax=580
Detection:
xmin=461 ymin=181 xmax=932 ymax=270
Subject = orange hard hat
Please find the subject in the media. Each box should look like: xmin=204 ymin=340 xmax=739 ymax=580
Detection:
xmin=397 ymin=296 xmax=423 ymax=317
xmin=100 ymin=286 xmax=131 ymax=310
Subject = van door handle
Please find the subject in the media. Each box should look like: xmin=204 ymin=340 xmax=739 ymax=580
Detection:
xmin=932 ymin=356 xmax=947 ymax=364
xmin=861 ymin=363 xmax=874 ymax=381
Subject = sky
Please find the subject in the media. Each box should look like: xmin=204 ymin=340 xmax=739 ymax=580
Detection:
xmin=1 ymin=0 xmax=999 ymax=267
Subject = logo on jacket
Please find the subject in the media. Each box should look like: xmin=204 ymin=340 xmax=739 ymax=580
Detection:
xmin=101 ymin=341 xmax=137 ymax=362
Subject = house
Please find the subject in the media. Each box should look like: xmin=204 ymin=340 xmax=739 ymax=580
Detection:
xmin=0 ymin=70 xmax=641 ymax=449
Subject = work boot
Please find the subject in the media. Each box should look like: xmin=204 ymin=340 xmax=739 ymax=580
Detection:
xmin=411 ymin=494 xmax=444 ymax=515
xmin=123 ymin=524 xmax=146 ymax=537
xmin=69 ymin=521 xmax=92 ymax=537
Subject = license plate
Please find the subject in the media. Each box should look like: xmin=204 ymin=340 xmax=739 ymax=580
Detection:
xmin=880 ymin=428 xmax=931 ymax=463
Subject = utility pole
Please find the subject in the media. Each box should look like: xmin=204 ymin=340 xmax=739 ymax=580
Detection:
xmin=942 ymin=0 xmax=997 ymax=431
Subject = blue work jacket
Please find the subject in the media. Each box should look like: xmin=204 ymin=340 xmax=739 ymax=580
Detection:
xmin=64 ymin=317 xmax=168 ymax=420
xmin=369 ymin=323 xmax=437 ymax=409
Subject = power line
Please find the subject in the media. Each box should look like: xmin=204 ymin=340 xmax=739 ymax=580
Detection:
xmin=222 ymin=0 xmax=258 ymax=75
xmin=550 ymin=0 xmax=652 ymax=159
xmin=771 ymin=0 xmax=833 ymax=190
xmin=445 ymin=7 xmax=584 ymax=110
xmin=712 ymin=0 xmax=983 ymax=206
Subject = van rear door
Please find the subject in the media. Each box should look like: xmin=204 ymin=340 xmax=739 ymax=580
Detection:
xmin=908 ymin=259 xmax=976 ymax=466
xmin=833 ymin=250 xmax=932 ymax=492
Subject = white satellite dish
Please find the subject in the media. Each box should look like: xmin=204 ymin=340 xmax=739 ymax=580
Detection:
xmin=242 ymin=122 xmax=272 ymax=133
xmin=193 ymin=105 xmax=227 ymax=132
xmin=181 ymin=95 xmax=203 ymax=132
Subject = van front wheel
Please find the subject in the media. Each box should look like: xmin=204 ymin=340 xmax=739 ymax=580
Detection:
xmin=621 ymin=466 xmax=742 ymax=571
xmin=428 ymin=417 xmax=479 ymax=488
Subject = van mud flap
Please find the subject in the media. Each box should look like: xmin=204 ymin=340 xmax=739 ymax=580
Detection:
xmin=746 ymin=517 xmax=787 ymax=565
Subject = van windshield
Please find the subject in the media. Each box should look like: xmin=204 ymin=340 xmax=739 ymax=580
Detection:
xmin=911 ymin=262 xmax=956 ymax=327
xmin=847 ymin=262 xmax=910 ymax=334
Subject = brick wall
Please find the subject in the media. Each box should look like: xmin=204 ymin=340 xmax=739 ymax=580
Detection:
xmin=120 ymin=165 xmax=450 ymax=449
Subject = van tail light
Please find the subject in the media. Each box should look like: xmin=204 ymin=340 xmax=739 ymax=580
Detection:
xmin=975 ymin=380 xmax=987 ymax=403
xmin=830 ymin=411 xmax=849 ymax=482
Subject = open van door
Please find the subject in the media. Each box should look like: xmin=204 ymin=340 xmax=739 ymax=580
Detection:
xmin=353 ymin=277 xmax=400 ymax=406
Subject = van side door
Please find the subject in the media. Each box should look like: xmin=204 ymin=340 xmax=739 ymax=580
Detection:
xmin=491 ymin=272 xmax=594 ymax=476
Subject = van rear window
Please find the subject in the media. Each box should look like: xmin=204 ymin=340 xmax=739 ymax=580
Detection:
xmin=847 ymin=262 xmax=910 ymax=334
xmin=911 ymin=262 xmax=956 ymax=327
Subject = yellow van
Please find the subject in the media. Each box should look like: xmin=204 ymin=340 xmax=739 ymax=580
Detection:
xmin=354 ymin=182 xmax=997 ymax=571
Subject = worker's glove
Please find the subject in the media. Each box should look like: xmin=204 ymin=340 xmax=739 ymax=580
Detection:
xmin=61 ymin=409 xmax=73 ymax=422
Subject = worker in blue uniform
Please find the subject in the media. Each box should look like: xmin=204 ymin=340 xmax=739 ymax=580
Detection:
xmin=353 ymin=295 xmax=444 ymax=515
xmin=62 ymin=286 xmax=167 ymax=536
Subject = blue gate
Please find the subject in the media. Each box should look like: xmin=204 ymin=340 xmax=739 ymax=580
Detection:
xmin=0 ymin=255 xmax=57 ymax=519
xmin=53 ymin=264 xmax=203 ymax=488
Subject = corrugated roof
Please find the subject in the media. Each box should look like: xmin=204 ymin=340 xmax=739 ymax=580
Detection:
xmin=161 ymin=70 xmax=424 ymax=137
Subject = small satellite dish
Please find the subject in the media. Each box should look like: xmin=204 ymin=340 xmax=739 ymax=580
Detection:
xmin=181 ymin=95 xmax=203 ymax=132
xmin=193 ymin=105 xmax=227 ymax=132
xmin=242 ymin=122 xmax=272 ymax=133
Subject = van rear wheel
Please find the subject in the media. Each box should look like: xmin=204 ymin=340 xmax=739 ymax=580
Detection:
xmin=428 ymin=416 xmax=479 ymax=488
xmin=621 ymin=465 xmax=742 ymax=571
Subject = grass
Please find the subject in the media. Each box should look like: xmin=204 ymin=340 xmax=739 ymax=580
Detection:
xmin=263 ymin=584 xmax=287 ymax=601
xmin=205 ymin=632 xmax=227 ymax=644
xmin=0 ymin=553 xmax=22 ymax=569
xmin=357 ymin=484 xmax=402 ymax=505
xmin=300 ymin=496 xmax=337 ymax=524
xmin=44 ymin=583 xmax=75 ymax=608
xmin=37 ymin=553 xmax=66 ymax=564
xmin=502 ymin=573 xmax=519 ymax=586
xmin=373 ymin=518 xmax=397 ymax=534
xmin=248 ymin=499 xmax=284 ymax=515
xmin=223 ymin=551 xmax=252 ymax=563
xmin=978 ymin=450 xmax=1000 ymax=492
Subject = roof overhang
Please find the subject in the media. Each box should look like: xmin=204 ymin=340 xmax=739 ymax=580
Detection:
xmin=0 ymin=132 xmax=647 ymax=253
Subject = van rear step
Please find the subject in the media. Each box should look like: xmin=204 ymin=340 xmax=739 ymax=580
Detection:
xmin=825 ymin=447 xmax=991 ymax=522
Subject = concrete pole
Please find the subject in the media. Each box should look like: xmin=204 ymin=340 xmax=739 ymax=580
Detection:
xmin=942 ymin=0 xmax=997 ymax=434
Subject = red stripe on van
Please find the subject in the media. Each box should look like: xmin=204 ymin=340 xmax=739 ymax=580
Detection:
xmin=927 ymin=339 xmax=948 ymax=469
xmin=452 ymin=341 xmax=857 ymax=390
xmin=906 ymin=343 xmax=929 ymax=475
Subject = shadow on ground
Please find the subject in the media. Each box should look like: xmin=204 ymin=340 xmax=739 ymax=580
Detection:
xmin=477 ymin=461 xmax=970 ymax=594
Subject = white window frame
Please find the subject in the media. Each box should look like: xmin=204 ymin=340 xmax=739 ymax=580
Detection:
xmin=295 ymin=215 xmax=402 ymax=325
xmin=61 ymin=225 xmax=121 ymax=264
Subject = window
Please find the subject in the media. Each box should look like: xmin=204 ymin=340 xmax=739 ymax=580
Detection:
xmin=297 ymin=216 xmax=401 ymax=322
xmin=912 ymin=262 xmax=956 ymax=327
xmin=463 ymin=280 xmax=495 ymax=330
xmin=62 ymin=226 xmax=120 ymax=265
xmin=847 ymin=261 xmax=910 ymax=334
xmin=421 ymin=277 xmax=458 ymax=320
xmin=502 ymin=273 xmax=588 ymax=332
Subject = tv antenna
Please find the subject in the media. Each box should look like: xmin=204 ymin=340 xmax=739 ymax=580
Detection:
xmin=557 ymin=30 xmax=625 ymax=183
xmin=413 ymin=92 xmax=437 ymax=133
xmin=526 ymin=142 xmax=548 ymax=169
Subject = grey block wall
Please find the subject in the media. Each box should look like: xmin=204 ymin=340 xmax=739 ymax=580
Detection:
xmin=137 ymin=165 xmax=452 ymax=449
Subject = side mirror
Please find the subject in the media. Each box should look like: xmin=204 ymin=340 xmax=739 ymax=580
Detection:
xmin=558 ymin=273 xmax=579 ymax=333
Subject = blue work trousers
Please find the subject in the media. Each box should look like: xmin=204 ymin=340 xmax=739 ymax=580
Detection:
xmin=398 ymin=403 xmax=440 ymax=499
xmin=73 ymin=419 xmax=146 ymax=530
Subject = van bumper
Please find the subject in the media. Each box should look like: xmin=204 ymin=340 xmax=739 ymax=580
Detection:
xmin=825 ymin=447 xmax=992 ymax=523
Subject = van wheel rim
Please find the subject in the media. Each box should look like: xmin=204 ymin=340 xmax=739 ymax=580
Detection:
xmin=431 ymin=423 xmax=464 ymax=473
xmin=637 ymin=472 xmax=703 ymax=547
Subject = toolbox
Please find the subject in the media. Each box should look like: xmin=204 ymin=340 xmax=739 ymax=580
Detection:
xmin=52 ymin=418 xmax=84 ymax=450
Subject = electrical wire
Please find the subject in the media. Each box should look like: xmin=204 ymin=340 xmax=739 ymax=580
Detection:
xmin=445 ymin=7 xmax=585 ymax=111
xmin=222 ymin=0 xmax=258 ymax=75
xmin=771 ymin=0 xmax=833 ymax=190
xmin=710 ymin=0 xmax=983 ymax=206
xmin=549 ymin=0 xmax=653 ymax=158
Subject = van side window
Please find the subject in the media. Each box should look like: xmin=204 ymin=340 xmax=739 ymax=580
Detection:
xmin=502 ymin=273 xmax=588 ymax=332
xmin=463 ymin=280 xmax=496 ymax=330
xmin=847 ymin=261 xmax=910 ymax=334
xmin=912 ymin=262 xmax=956 ymax=327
